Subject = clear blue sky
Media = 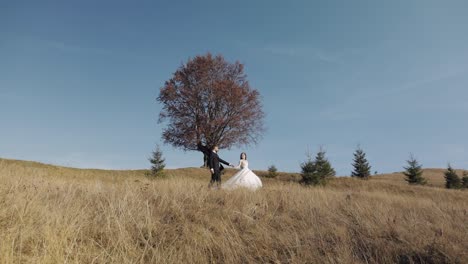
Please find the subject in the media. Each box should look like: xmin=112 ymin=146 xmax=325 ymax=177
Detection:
xmin=1 ymin=0 xmax=467 ymax=175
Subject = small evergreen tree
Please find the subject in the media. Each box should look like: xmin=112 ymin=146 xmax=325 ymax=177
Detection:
xmin=351 ymin=146 xmax=371 ymax=179
xmin=149 ymin=145 xmax=165 ymax=177
xmin=267 ymin=165 xmax=278 ymax=178
xmin=301 ymin=155 xmax=317 ymax=185
xmin=403 ymin=154 xmax=426 ymax=185
xmin=444 ymin=164 xmax=461 ymax=189
xmin=462 ymin=171 xmax=468 ymax=189
xmin=301 ymin=149 xmax=335 ymax=186
xmin=314 ymin=150 xmax=336 ymax=181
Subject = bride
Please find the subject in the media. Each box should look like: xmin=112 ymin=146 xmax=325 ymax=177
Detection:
xmin=222 ymin=152 xmax=262 ymax=190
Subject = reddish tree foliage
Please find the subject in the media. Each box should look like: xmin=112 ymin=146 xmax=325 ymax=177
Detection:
xmin=157 ymin=53 xmax=265 ymax=152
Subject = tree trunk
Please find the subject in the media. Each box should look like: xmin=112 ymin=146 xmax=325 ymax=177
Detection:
xmin=202 ymin=153 xmax=209 ymax=168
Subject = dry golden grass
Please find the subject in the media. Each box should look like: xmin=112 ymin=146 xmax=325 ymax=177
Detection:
xmin=0 ymin=158 xmax=467 ymax=263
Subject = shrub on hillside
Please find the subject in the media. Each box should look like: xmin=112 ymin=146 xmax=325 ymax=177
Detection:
xmin=300 ymin=149 xmax=335 ymax=186
xmin=444 ymin=165 xmax=461 ymax=189
xmin=351 ymin=146 xmax=371 ymax=179
xmin=462 ymin=171 xmax=468 ymax=189
xmin=403 ymin=154 xmax=426 ymax=185
xmin=148 ymin=145 xmax=166 ymax=178
xmin=266 ymin=165 xmax=278 ymax=178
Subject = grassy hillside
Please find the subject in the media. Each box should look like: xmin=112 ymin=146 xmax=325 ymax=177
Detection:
xmin=0 ymin=158 xmax=467 ymax=263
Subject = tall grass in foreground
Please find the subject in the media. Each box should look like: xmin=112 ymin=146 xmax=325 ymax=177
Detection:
xmin=0 ymin=159 xmax=467 ymax=263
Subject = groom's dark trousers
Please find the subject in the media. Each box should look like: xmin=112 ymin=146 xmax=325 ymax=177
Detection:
xmin=209 ymin=152 xmax=230 ymax=184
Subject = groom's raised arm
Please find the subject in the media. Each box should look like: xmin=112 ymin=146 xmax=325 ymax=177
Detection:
xmin=219 ymin=157 xmax=232 ymax=167
xmin=197 ymin=142 xmax=210 ymax=155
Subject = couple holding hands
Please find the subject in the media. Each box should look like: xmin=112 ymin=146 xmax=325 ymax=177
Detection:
xmin=197 ymin=143 xmax=262 ymax=190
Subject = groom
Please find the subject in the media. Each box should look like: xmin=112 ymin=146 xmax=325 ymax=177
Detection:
xmin=208 ymin=145 xmax=233 ymax=189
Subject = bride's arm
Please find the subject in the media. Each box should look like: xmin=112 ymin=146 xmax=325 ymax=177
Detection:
xmin=233 ymin=160 xmax=242 ymax=169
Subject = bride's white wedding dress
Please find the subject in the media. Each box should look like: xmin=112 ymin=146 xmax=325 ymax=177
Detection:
xmin=222 ymin=160 xmax=262 ymax=190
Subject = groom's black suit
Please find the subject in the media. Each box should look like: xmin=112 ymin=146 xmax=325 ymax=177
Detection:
xmin=209 ymin=151 xmax=230 ymax=183
xmin=197 ymin=142 xmax=225 ymax=172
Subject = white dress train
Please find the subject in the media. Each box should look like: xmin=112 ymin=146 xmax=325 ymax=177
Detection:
xmin=222 ymin=160 xmax=262 ymax=190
